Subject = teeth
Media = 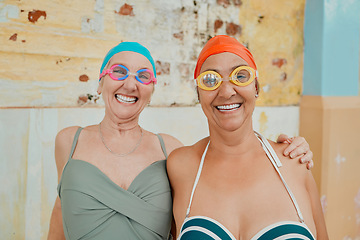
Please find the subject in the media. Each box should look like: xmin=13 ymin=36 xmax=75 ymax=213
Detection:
xmin=217 ymin=103 xmax=241 ymax=110
xmin=116 ymin=94 xmax=137 ymax=103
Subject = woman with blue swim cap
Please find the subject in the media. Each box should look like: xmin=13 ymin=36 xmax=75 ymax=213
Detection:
xmin=47 ymin=41 xmax=314 ymax=239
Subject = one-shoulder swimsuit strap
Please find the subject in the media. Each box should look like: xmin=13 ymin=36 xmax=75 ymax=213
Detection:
xmin=68 ymin=127 xmax=83 ymax=160
xmin=156 ymin=134 xmax=168 ymax=159
xmin=185 ymin=131 xmax=304 ymax=222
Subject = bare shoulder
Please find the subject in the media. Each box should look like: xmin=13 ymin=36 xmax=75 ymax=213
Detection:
xmin=158 ymin=133 xmax=184 ymax=155
xmin=167 ymin=138 xmax=209 ymax=179
xmin=55 ymin=126 xmax=82 ymax=153
xmin=268 ymin=140 xmax=308 ymax=176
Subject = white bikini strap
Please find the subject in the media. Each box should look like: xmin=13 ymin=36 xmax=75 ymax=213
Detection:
xmin=254 ymin=131 xmax=305 ymax=223
xmin=254 ymin=131 xmax=282 ymax=167
xmin=186 ymin=141 xmax=210 ymax=217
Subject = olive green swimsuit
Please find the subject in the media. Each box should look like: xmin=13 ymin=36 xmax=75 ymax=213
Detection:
xmin=58 ymin=128 xmax=172 ymax=240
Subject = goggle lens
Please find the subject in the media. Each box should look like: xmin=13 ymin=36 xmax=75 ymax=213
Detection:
xmin=203 ymin=73 xmax=219 ymax=88
xmin=232 ymin=68 xmax=251 ymax=83
xmin=196 ymin=66 xmax=256 ymax=90
xmin=111 ymin=65 xmax=128 ymax=79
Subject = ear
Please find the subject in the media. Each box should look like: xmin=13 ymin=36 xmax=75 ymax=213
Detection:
xmin=97 ymin=79 xmax=103 ymax=95
xmin=196 ymin=87 xmax=200 ymax=103
xmin=255 ymin=79 xmax=260 ymax=98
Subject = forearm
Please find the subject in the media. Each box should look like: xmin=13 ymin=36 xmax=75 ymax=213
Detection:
xmin=48 ymin=198 xmax=65 ymax=240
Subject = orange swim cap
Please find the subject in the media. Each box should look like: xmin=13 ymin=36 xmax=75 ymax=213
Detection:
xmin=194 ymin=35 xmax=257 ymax=78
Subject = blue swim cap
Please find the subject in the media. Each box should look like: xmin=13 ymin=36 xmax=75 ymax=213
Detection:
xmin=99 ymin=42 xmax=157 ymax=78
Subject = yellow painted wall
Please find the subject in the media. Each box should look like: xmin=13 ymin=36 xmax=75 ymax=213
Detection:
xmin=239 ymin=0 xmax=304 ymax=106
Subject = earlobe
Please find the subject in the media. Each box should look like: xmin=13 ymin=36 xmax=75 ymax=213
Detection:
xmin=196 ymin=87 xmax=201 ymax=103
xmin=255 ymin=79 xmax=260 ymax=98
xmin=97 ymin=79 xmax=103 ymax=95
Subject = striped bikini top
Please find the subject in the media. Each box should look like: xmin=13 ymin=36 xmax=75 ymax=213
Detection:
xmin=178 ymin=132 xmax=316 ymax=240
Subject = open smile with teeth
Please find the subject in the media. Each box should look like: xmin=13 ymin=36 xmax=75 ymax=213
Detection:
xmin=216 ymin=103 xmax=241 ymax=111
xmin=115 ymin=94 xmax=137 ymax=103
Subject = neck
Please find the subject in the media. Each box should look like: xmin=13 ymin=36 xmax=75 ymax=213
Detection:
xmin=208 ymin=121 xmax=259 ymax=156
xmin=101 ymin=115 xmax=141 ymax=136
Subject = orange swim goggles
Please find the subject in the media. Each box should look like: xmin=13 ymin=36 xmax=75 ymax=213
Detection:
xmin=195 ymin=66 xmax=257 ymax=91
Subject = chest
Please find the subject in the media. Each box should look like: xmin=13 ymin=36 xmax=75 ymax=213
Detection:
xmin=179 ymin=162 xmax=314 ymax=239
xmin=73 ymin=144 xmax=163 ymax=190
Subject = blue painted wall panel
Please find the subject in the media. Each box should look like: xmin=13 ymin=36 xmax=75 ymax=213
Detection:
xmin=303 ymin=0 xmax=359 ymax=96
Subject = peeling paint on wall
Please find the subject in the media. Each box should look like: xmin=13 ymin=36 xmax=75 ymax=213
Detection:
xmin=214 ymin=19 xmax=223 ymax=33
xmin=173 ymin=31 xmax=184 ymax=40
xmin=79 ymin=74 xmax=89 ymax=82
xmin=279 ymin=72 xmax=287 ymax=82
xmin=77 ymin=93 xmax=99 ymax=105
xmin=217 ymin=0 xmax=231 ymax=8
xmin=156 ymin=61 xmax=170 ymax=76
xmin=9 ymin=33 xmax=17 ymax=41
xmin=272 ymin=58 xmax=287 ymax=68
xmin=116 ymin=3 xmax=134 ymax=16
xmin=226 ymin=22 xmax=242 ymax=36
xmin=28 ymin=10 xmax=46 ymax=23
xmin=1 ymin=1 xmax=304 ymax=107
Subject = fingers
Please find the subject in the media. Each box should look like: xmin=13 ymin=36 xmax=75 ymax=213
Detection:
xmin=283 ymin=136 xmax=308 ymax=158
xmin=306 ymin=159 xmax=314 ymax=170
xmin=300 ymin=149 xmax=314 ymax=170
xmin=276 ymin=134 xmax=289 ymax=143
xmin=299 ymin=148 xmax=313 ymax=164
xmin=282 ymin=135 xmax=314 ymax=170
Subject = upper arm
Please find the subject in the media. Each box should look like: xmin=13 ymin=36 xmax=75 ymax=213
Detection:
xmin=166 ymin=146 xmax=190 ymax=235
xmin=54 ymin=126 xmax=79 ymax=183
xmin=166 ymin=145 xmax=197 ymax=205
xmin=48 ymin=127 xmax=79 ymax=240
xmin=166 ymin=147 xmax=186 ymax=190
xmin=158 ymin=133 xmax=184 ymax=156
xmin=305 ymin=172 xmax=329 ymax=239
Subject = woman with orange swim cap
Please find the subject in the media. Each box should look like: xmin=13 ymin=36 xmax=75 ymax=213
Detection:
xmin=167 ymin=35 xmax=328 ymax=239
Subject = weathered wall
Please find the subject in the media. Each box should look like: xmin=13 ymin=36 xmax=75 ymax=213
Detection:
xmin=1 ymin=0 xmax=304 ymax=107
xmin=0 ymin=0 xmax=308 ymax=239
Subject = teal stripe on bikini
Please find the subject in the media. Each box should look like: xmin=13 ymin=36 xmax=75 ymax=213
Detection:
xmin=256 ymin=224 xmax=314 ymax=240
xmin=181 ymin=231 xmax=217 ymax=240
xmin=181 ymin=218 xmax=233 ymax=240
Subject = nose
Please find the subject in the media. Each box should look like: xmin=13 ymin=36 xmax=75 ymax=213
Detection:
xmin=122 ymin=74 xmax=138 ymax=91
xmin=217 ymin=80 xmax=236 ymax=99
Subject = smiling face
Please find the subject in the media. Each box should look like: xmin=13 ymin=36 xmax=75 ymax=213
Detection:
xmin=198 ymin=52 xmax=257 ymax=132
xmin=97 ymin=51 xmax=155 ymax=123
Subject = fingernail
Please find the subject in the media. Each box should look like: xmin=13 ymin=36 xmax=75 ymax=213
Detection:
xmin=300 ymin=158 xmax=304 ymax=163
xmin=290 ymin=153 xmax=294 ymax=158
